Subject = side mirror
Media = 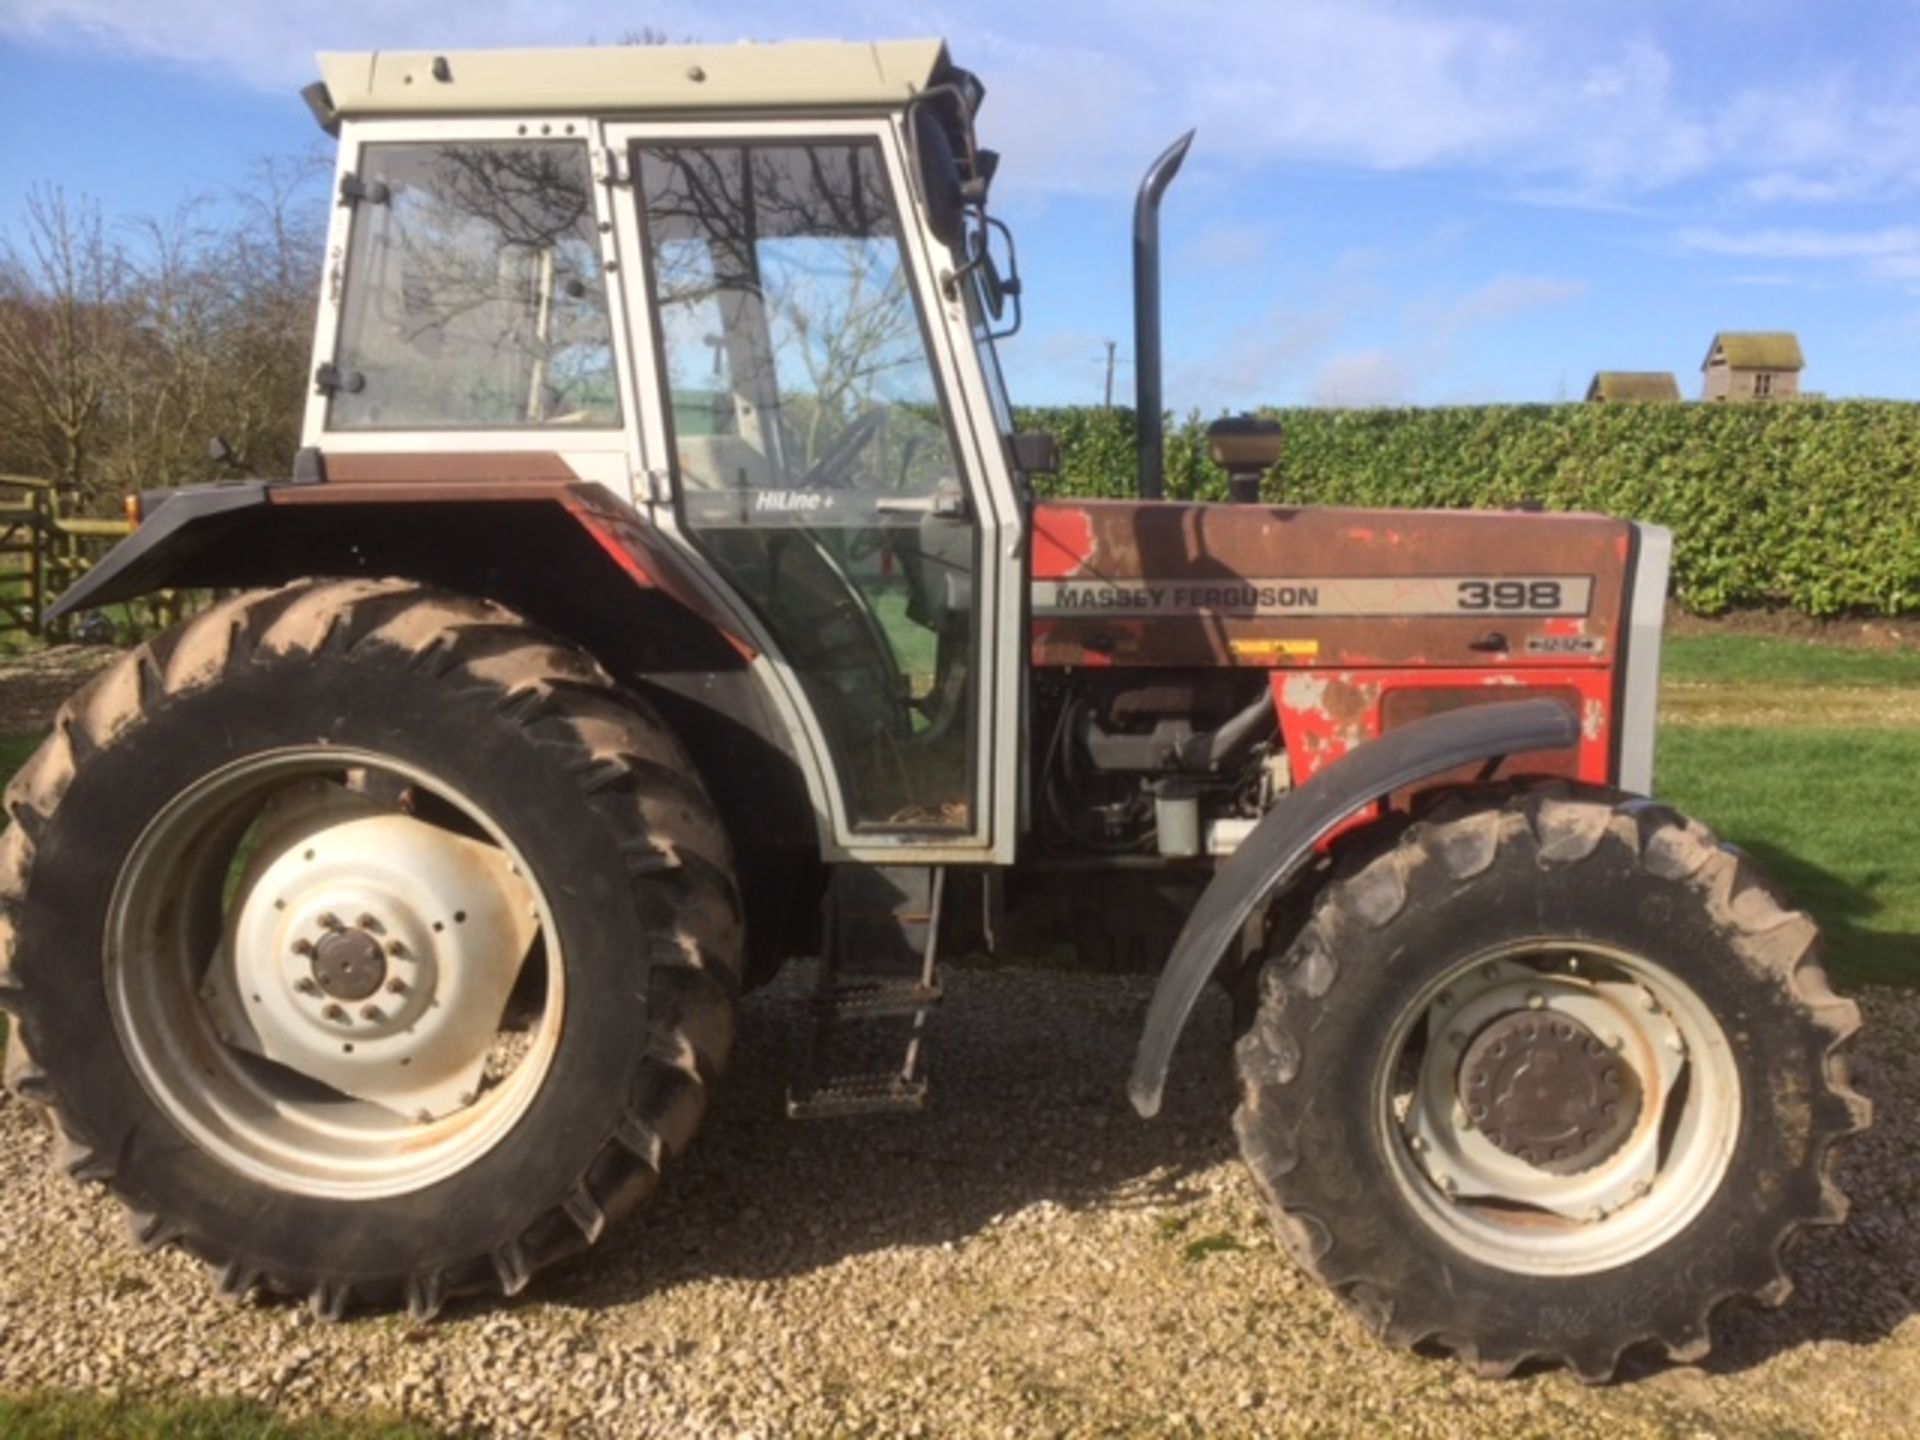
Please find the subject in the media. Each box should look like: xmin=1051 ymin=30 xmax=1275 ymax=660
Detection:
xmin=1011 ymin=430 xmax=1059 ymax=476
xmin=968 ymin=218 xmax=1023 ymax=339
xmin=1207 ymin=415 xmax=1283 ymax=504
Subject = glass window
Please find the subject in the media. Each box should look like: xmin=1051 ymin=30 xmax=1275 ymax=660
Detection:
xmin=329 ymin=141 xmax=619 ymax=430
xmin=639 ymin=141 xmax=978 ymax=832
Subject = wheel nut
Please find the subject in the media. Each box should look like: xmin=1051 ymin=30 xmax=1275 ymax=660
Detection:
xmin=1526 ymin=991 xmax=1545 ymax=1009
xmin=322 ymin=1003 xmax=349 ymax=1023
xmin=385 ymin=977 xmax=409 ymax=996
xmin=360 ymin=1004 xmax=384 ymax=1023
xmin=295 ymin=978 xmax=320 ymax=996
xmin=319 ymin=913 xmax=344 ymax=931
xmin=356 ymin=913 xmax=382 ymax=932
xmin=292 ymin=939 xmax=316 ymax=958
xmin=386 ymin=940 xmax=409 ymax=960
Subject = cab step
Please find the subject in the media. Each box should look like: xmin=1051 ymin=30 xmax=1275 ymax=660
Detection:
xmin=787 ymin=865 xmax=945 ymax=1120
xmin=812 ymin=979 xmax=944 ymax=1019
xmin=785 ymin=1071 xmax=930 ymax=1119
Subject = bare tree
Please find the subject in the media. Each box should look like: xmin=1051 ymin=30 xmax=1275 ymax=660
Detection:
xmin=0 ymin=155 xmax=326 ymax=505
xmin=0 ymin=186 xmax=136 ymax=490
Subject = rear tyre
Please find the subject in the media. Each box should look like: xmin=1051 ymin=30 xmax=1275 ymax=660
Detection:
xmin=1232 ymin=785 xmax=1868 ymax=1380
xmin=0 ymin=579 xmax=741 ymax=1317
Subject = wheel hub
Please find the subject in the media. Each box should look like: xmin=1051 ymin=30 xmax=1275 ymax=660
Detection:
xmin=201 ymin=781 xmax=541 ymax=1122
xmin=1400 ymin=954 xmax=1691 ymax=1223
xmin=311 ymin=927 xmax=387 ymax=1001
xmin=1458 ymin=1009 xmax=1641 ymax=1174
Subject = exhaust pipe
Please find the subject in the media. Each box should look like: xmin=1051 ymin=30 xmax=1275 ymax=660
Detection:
xmin=1133 ymin=130 xmax=1195 ymax=501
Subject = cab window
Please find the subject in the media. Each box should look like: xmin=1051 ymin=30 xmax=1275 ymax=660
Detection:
xmin=329 ymin=140 xmax=619 ymax=430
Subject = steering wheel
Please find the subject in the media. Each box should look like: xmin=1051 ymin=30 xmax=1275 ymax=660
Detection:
xmin=798 ymin=409 xmax=888 ymax=489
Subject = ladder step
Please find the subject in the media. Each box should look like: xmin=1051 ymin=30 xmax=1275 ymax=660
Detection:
xmin=786 ymin=1072 xmax=929 ymax=1119
xmin=812 ymin=979 xmax=943 ymax=1019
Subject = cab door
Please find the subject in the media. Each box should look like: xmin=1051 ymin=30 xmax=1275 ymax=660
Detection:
xmin=607 ymin=118 xmax=1021 ymax=858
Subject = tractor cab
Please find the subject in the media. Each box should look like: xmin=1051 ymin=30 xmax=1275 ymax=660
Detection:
xmin=302 ymin=43 xmax=1029 ymax=860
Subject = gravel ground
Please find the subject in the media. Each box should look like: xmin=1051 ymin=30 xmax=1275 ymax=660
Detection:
xmin=1 ymin=965 xmax=1916 ymax=1438
xmin=0 ymin=643 xmax=117 ymax=733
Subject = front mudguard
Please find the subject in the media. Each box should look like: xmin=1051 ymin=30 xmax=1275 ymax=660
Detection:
xmin=1127 ymin=698 xmax=1581 ymax=1118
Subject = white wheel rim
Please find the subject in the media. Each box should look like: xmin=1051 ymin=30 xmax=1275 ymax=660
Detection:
xmin=1377 ymin=940 xmax=1741 ymax=1276
xmin=106 ymin=748 xmax=565 ymax=1200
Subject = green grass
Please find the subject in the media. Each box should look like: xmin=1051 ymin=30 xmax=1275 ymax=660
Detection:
xmin=0 ymin=1391 xmax=437 ymax=1438
xmin=1664 ymin=632 xmax=1920 ymax=689
xmin=1657 ymin=725 xmax=1920 ymax=988
xmin=0 ymin=732 xmax=40 ymax=779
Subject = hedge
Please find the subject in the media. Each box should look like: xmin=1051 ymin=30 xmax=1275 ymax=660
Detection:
xmin=1015 ymin=402 xmax=1920 ymax=617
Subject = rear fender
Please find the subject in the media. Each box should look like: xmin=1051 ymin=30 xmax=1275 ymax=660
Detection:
xmin=1127 ymin=698 xmax=1581 ymax=1118
xmin=47 ymin=479 xmax=751 ymax=658
xmin=46 ymin=480 xmax=822 ymax=983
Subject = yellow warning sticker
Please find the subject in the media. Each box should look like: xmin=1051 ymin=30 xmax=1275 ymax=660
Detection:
xmin=1229 ymin=638 xmax=1322 ymax=660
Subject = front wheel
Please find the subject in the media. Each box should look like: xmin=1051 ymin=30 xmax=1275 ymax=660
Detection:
xmin=1 ymin=580 xmax=741 ymax=1318
xmin=1232 ymin=786 xmax=1869 ymax=1380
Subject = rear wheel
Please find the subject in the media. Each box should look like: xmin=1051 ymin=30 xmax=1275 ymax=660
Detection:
xmin=0 ymin=579 xmax=741 ymax=1317
xmin=1233 ymin=786 xmax=1869 ymax=1380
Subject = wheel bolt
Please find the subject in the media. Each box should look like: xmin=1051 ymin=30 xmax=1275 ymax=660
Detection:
xmin=1451 ymin=1103 xmax=1472 ymax=1131
xmin=386 ymin=940 xmax=409 ymax=960
xmin=1526 ymin=991 xmax=1545 ymax=1009
xmin=292 ymin=939 xmax=316 ymax=958
xmin=322 ymin=1003 xmax=349 ymax=1023
xmin=1436 ymin=1173 xmax=1457 ymax=1197
xmin=360 ymin=1004 xmax=384 ymax=1023
xmin=295 ymin=978 xmax=320 ymax=996
xmin=1605 ymin=1032 xmax=1624 ymax=1050
xmin=319 ymin=913 xmax=344 ymax=931
xmin=356 ymin=913 xmax=382 ymax=933
xmin=385 ymin=977 xmax=409 ymax=996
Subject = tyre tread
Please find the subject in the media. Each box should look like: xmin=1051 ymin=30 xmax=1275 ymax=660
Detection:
xmin=0 ymin=578 xmax=742 ymax=1319
xmin=1232 ymin=785 xmax=1868 ymax=1381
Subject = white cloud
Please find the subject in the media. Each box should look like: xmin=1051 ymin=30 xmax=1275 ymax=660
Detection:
xmin=1437 ymin=272 xmax=1586 ymax=331
xmin=1181 ymin=221 xmax=1281 ymax=273
xmin=1309 ymin=350 xmax=1411 ymax=408
xmin=1676 ymin=226 xmax=1920 ymax=262
xmin=5 ymin=0 xmax=1910 ymax=211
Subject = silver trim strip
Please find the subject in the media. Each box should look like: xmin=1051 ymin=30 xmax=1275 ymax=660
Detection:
xmin=1618 ymin=523 xmax=1671 ymax=795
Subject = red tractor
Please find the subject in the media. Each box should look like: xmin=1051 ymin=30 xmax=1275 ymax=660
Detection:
xmin=1 ymin=39 xmax=1865 ymax=1378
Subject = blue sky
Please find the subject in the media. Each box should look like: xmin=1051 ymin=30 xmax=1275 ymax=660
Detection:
xmin=4 ymin=1 xmax=1919 ymax=410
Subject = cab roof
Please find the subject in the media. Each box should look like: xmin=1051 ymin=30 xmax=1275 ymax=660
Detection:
xmin=316 ymin=39 xmax=952 ymax=119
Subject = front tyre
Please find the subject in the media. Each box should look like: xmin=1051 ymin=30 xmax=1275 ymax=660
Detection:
xmin=0 ymin=580 xmax=741 ymax=1318
xmin=1232 ymin=786 xmax=1869 ymax=1380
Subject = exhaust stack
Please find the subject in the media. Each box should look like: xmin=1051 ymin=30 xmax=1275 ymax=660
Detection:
xmin=1133 ymin=130 xmax=1195 ymax=501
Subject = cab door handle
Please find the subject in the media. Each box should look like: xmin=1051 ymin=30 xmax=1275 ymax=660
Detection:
xmin=874 ymin=483 xmax=968 ymax=520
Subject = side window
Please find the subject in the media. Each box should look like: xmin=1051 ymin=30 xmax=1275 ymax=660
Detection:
xmin=638 ymin=140 xmax=979 ymax=834
xmin=329 ymin=140 xmax=619 ymax=430
xmin=639 ymin=143 xmax=961 ymax=502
